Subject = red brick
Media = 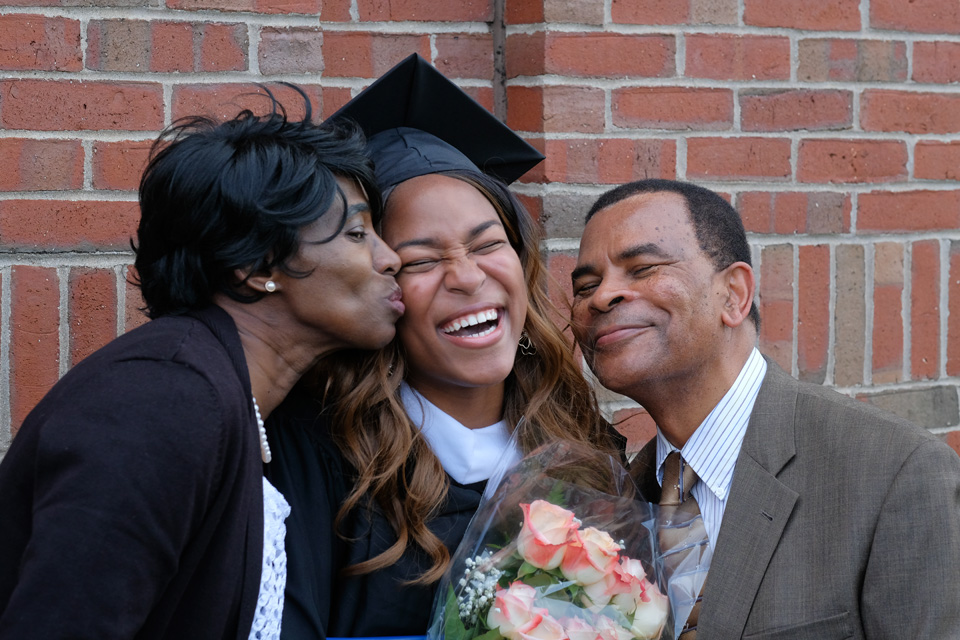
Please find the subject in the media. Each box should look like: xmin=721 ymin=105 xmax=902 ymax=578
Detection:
xmin=873 ymin=242 xmax=904 ymax=383
xmin=612 ymin=0 xmax=689 ymax=24
xmin=150 ymin=21 xmax=194 ymax=72
xmin=124 ymin=265 xmax=149 ymax=332
xmin=170 ymin=0 xmax=322 ymax=12
xmin=858 ymin=190 xmax=960 ymax=232
xmin=259 ymin=27 xmax=324 ymax=74
xmin=914 ymin=41 xmax=960 ymax=83
xmin=871 ymin=0 xmax=960 ymax=33
xmin=0 ymin=139 xmax=83 ymax=191
xmin=745 ymin=0 xmax=860 ymax=30
xmin=911 ymin=240 xmax=940 ymax=380
xmin=172 ymin=83 xmax=320 ymax=121
xmin=320 ymin=87 xmax=354 ymax=119
xmin=542 ymin=85 xmax=605 ymax=133
xmin=544 ymin=0 xmax=604 ymax=24
xmin=87 ymin=20 xmax=148 ymax=71
xmin=798 ymin=39 xmax=907 ymax=82
xmin=0 ymin=201 xmax=139 ymax=251
xmin=321 ymin=32 xmax=430 ymax=77
xmin=686 ymin=34 xmax=790 ymax=81
xmin=435 ymin=34 xmax=495 ymax=79
xmin=862 ymin=90 xmax=960 ymax=134
xmin=505 ymin=0 xmax=544 ymax=23
xmin=613 ymin=87 xmax=732 ymax=131
xmin=915 ymin=141 xmax=960 ymax=181
xmin=738 ymin=191 xmax=850 ymax=234
xmin=758 ymin=244 xmax=794 ymax=371
xmin=11 ymin=266 xmax=60 ymax=433
xmin=547 ymin=252 xmax=577 ymax=326
xmin=687 ymin=137 xmax=792 ymax=181
xmin=506 ymin=86 xmax=544 ymax=132
xmin=0 ymin=80 xmax=163 ymax=132
xmin=798 ymin=139 xmax=907 ymax=184
xmin=0 ymin=14 xmax=81 ymax=71
xmin=798 ymin=245 xmax=830 ymax=383
xmin=949 ymin=241 xmax=960 ymax=376
xmin=357 ymin=0 xmax=492 ymax=21
xmin=319 ymin=1 xmax=351 ymax=20
xmin=612 ymin=408 xmax=657 ymax=453
xmin=543 ymin=138 xmax=677 ymax=184
xmin=92 ymin=140 xmax=154 ymax=191
xmin=69 ymin=268 xmax=118 ymax=367
xmin=198 ymin=23 xmax=247 ymax=71
xmin=541 ymin=33 xmax=675 ymax=78
xmin=253 ymin=0 xmax=322 ymax=13
xmin=835 ymin=244 xmax=865 ymax=386
xmin=741 ymin=89 xmax=852 ymax=132
xmin=505 ymin=32 xmax=546 ymax=77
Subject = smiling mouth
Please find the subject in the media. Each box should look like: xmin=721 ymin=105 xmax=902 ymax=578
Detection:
xmin=440 ymin=308 xmax=501 ymax=338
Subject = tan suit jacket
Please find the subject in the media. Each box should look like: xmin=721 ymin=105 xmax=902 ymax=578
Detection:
xmin=630 ymin=358 xmax=960 ymax=639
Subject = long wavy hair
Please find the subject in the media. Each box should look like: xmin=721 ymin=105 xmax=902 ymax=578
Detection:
xmin=308 ymin=170 xmax=618 ymax=584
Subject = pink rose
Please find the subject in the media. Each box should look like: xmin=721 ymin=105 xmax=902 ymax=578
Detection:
xmin=609 ymin=558 xmax=667 ymax=639
xmin=593 ymin=615 xmax=634 ymax=640
xmin=487 ymin=583 xmax=541 ymax=639
xmin=518 ymin=611 xmax=569 ymax=640
xmin=517 ymin=500 xmax=580 ymax=570
xmin=560 ymin=526 xmax=622 ymax=586
xmin=560 ymin=616 xmax=601 ymax=640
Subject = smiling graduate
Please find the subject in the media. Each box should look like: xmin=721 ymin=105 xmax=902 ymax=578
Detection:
xmin=263 ymin=54 xmax=624 ymax=639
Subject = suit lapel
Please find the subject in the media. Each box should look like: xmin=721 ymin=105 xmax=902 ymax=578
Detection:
xmin=698 ymin=359 xmax=800 ymax=640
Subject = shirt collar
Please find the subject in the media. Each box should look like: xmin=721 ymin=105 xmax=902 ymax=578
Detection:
xmin=400 ymin=381 xmax=522 ymax=485
xmin=656 ymin=348 xmax=767 ymax=501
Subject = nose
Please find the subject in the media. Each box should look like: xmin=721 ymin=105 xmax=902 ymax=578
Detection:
xmin=589 ymin=277 xmax=631 ymax=313
xmin=372 ymin=232 xmax=401 ymax=276
xmin=443 ymin=254 xmax=485 ymax=295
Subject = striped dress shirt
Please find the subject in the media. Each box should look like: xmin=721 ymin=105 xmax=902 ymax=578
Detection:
xmin=655 ymin=347 xmax=767 ymax=553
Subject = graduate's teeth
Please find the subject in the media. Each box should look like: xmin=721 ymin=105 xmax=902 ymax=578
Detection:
xmin=442 ymin=308 xmax=500 ymax=334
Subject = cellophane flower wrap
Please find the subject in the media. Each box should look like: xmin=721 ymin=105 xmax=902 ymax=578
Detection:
xmin=427 ymin=440 xmax=671 ymax=640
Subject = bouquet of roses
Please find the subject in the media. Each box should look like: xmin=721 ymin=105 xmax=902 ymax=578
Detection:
xmin=427 ymin=441 xmax=670 ymax=640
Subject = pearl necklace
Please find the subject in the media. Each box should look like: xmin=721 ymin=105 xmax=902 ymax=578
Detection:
xmin=253 ymin=396 xmax=272 ymax=463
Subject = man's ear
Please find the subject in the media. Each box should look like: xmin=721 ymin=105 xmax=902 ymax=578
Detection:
xmin=719 ymin=261 xmax=755 ymax=329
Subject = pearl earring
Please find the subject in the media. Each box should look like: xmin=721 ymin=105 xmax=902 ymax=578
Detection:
xmin=264 ymin=281 xmax=277 ymax=293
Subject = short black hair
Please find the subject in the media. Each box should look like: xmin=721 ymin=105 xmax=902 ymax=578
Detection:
xmin=134 ymin=85 xmax=381 ymax=319
xmin=586 ymin=179 xmax=760 ymax=329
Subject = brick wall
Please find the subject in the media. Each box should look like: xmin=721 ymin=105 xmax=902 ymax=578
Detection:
xmin=1 ymin=0 xmax=959 ymax=456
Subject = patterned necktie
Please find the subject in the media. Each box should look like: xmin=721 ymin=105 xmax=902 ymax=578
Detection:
xmin=659 ymin=451 xmax=707 ymax=639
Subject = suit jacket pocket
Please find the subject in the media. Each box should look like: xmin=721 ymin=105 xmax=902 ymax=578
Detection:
xmin=742 ymin=611 xmax=851 ymax=640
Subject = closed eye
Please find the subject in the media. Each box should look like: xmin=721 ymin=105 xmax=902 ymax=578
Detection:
xmin=472 ymin=239 xmax=506 ymax=255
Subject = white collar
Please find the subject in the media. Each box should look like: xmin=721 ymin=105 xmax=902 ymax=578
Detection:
xmin=400 ymin=382 xmax=522 ymax=485
xmin=656 ymin=347 xmax=767 ymax=501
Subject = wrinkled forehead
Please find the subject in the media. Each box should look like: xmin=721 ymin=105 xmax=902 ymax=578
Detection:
xmin=579 ymin=191 xmax=693 ymax=257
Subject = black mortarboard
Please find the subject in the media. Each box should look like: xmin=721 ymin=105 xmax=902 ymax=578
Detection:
xmin=329 ymin=53 xmax=544 ymax=193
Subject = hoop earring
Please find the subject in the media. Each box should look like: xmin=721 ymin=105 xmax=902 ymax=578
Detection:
xmin=518 ymin=331 xmax=537 ymax=356
xmin=264 ymin=281 xmax=277 ymax=293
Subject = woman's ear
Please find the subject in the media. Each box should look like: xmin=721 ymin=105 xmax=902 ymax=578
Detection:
xmin=235 ymin=267 xmax=281 ymax=294
xmin=719 ymin=262 xmax=755 ymax=329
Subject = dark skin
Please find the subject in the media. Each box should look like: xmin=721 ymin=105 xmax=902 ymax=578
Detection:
xmin=570 ymin=191 xmax=757 ymax=448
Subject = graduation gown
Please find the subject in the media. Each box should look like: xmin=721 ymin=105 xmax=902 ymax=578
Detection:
xmin=264 ymin=388 xmax=485 ymax=639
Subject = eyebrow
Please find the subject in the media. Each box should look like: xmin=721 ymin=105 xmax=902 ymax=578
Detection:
xmin=391 ymin=219 xmax=501 ymax=251
xmin=570 ymin=242 xmax=668 ymax=282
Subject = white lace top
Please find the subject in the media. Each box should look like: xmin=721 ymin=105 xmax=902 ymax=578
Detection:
xmin=248 ymin=476 xmax=291 ymax=640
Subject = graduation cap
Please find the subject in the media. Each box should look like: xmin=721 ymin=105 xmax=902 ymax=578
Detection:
xmin=329 ymin=53 xmax=544 ymax=193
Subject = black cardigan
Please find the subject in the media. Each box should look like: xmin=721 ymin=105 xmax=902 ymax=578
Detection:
xmin=0 ymin=306 xmax=263 ymax=640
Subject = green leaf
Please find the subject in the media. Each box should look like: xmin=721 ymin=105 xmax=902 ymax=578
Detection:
xmin=516 ymin=561 xmax=538 ymax=578
xmin=442 ymin=585 xmax=469 ymax=640
xmin=473 ymin=628 xmax=504 ymax=640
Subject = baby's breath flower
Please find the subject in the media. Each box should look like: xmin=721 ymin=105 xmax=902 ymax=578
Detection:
xmin=455 ymin=550 xmax=504 ymax=626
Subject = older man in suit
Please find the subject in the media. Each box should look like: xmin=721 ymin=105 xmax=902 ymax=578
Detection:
xmin=570 ymin=179 xmax=960 ymax=639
